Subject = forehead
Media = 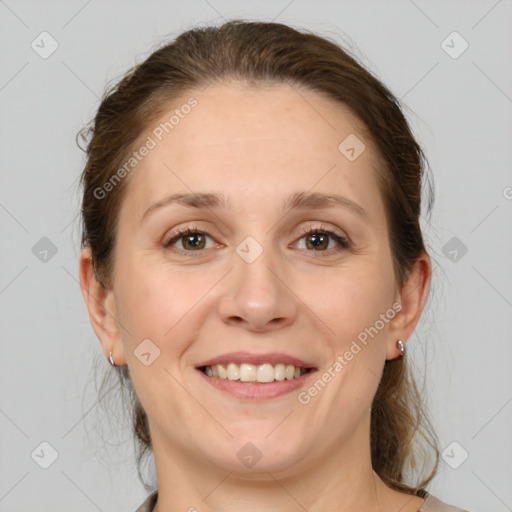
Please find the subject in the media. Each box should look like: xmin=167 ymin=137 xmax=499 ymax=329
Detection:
xmin=119 ymin=81 xmax=384 ymax=222
xmin=169 ymin=82 xmax=369 ymax=157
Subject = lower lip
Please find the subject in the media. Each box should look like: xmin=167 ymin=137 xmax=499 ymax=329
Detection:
xmin=196 ymin=369 xmax=317 ymax=400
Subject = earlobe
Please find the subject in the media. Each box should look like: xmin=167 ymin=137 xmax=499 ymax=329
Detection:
xmin=386 ymin=252 xmax=431 ymax=360
xmin=79 ymin=247 xmax=126 ymax=366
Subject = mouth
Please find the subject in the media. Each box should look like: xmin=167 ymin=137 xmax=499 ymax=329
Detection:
xmin=198 ymin=363 xmax=314 ymax=383
xmin=195 ymin=352 xmax=318 ymax=400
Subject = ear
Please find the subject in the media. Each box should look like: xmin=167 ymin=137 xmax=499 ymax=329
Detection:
xmin=79 ymin=246 xmax=127 ymax=366
xmin=386 ymin=251 xmax=431 ymax=360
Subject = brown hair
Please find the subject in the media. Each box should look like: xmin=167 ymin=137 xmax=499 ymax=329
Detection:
xmin=78 ymin=19 xmax=439 ymax=492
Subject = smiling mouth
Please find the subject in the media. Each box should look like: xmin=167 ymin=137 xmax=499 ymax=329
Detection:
xmin=199 ymin=362 xmax=314 ymax=384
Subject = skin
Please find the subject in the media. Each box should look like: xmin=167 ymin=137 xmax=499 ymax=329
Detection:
xmin=80 ymin=82 xmax=431 ymax=512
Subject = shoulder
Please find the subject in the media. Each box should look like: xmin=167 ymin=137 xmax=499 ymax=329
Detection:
xmin=134 ymin=490 xmax=158 ymax=512
xmin=418 ymin=490 xmax=470 ymax=512
xmin=134 ymin=488 xmax=471 ymax=512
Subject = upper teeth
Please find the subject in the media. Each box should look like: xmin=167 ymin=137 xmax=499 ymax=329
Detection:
xmin=203 ymin=363 xmax=308 ymax=383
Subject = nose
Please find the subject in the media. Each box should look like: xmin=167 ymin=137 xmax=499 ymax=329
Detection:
xmin=216 ymin=247 xmax=298 ymax=332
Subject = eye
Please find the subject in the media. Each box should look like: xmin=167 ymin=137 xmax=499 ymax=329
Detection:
xmin=163 ymin=223 xmax=351 ymax=256
xmin=163 ymin=225 xmax=216 ymax=253
xmin=294 ymin=224 xmax=351 ymax=253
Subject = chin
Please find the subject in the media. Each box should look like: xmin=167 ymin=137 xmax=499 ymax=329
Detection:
xmin=197 ymin=430 xmax=310 ymax=474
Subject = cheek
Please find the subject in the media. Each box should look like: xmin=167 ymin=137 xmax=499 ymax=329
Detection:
xmin=114 ymin=254 xmax=224 ymax=368
xmin=308 ymin=265 xmax=394 ymax=349
xmin=321 ymin=266 xmax=394 ymax=408
xmin=113 ymin=255 xmax=194 ymax=344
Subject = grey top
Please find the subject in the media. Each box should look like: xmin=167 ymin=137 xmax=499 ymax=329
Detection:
xmin=135 ymin=488 xmax=469 ymax=512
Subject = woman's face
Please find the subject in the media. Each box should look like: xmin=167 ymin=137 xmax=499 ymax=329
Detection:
xmin=82 ymin=82 xmax=428 ymax=475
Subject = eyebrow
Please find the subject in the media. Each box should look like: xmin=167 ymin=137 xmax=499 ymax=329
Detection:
xmin=140 ymin=191 xmax=368 ymax=223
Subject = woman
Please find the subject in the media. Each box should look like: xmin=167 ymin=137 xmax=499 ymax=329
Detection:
xmin=78 ymin=20 xmax=469 ymax=512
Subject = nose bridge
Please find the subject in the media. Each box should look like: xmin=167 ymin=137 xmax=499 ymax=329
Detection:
xmin=217 ymin=231 xmax=297 ymax=330
xmin=234 ymin=233 xmax=283 ymax=305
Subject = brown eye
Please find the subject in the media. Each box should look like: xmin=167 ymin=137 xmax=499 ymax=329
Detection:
xmin=163 ymin=223 xmax=350 ymax=257
xmin=304 ymin=232 xmax=330 ymax=251
xmin=180 ymin=232 xmax=206 ymax=250
xmin=164 ymin=226 xmax=213 ymax=252
xmin=295 ymin=225 xmax=351 ymax=253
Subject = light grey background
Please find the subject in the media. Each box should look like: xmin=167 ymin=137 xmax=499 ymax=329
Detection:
xmin=1 ymin=1 xmax=511 ymax=511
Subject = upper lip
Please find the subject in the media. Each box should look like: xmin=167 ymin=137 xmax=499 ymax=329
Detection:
xmin=196 ymin=351 xmax=317 ymax=369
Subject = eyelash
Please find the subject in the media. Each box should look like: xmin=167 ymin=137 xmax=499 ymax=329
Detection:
xmin=295 ymin=225 xmax=351 ymax=252
xmin=163 ymin=225 xmax=352 ymax=256
xmin=163 ymin=223 xmax=351 ymax=256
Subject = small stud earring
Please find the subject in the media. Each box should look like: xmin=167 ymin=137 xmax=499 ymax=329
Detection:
xmin=397 ymin=339 xmax=406 ymax=357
